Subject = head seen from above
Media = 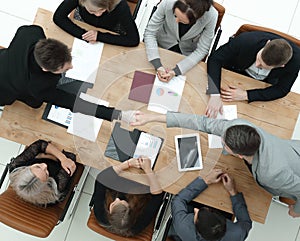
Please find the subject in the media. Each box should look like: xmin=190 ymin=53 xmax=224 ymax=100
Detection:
xmin=34 ymin=38 xmax=72 ymax=74
xmin=79 ymin=0 xmax=120 ymax=16
xmin=9 ymin=165 xmax=59 ymax=206
xmin=223 ymin=125 xmax=261 ymax=158
xmin=257 ymin=39 xmax=293 ymax=69
xmin=195 ymin=207 xmax=227 ymax=241
xmin=173 ymin=0 xmax=213 ymax=25
xmin=107 ymin=197 xmax=132 ymax=234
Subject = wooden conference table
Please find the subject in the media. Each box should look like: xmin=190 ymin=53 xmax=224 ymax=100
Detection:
xmin=2 ymin=8 xmax=300 ymax=224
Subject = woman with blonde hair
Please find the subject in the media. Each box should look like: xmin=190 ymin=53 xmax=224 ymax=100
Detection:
xmin=53 ymin=0 xmax=140 ymax=46
xmin=8 ymin=139 xmax=77 ymax=206
xmin=92 ymin=157 xmax=164 ymax=237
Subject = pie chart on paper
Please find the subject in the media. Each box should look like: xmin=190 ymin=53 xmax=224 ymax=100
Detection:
xmin=156 ymin=88 xmax=164 ymax=96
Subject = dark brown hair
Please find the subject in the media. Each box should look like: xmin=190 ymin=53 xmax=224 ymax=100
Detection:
xmin=224 ymin=125 xmax=261 ymax=156
xmin=261 ymin=39 xmax=293 ymax=66
xmin=34 ymin=38 xmax=71 ymax=72
xmin=196 ymin=208 xmax=227 ymax=241
xmin=173 ymin=0 xmax=213 ymax=25
xmin=104 ymin=189 xmax=151 ymax=237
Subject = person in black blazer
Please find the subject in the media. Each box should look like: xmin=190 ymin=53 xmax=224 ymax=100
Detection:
xmin=205 ymin=31 xmax=300 ymax=118
xmin=0 ymin=25 xmax=135 ymax=123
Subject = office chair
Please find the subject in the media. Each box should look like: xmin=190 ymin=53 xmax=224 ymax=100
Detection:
xmin=234 ymin=24 xmax=300 ymax=48
xmin=210 ymin=2 xmax=226 ymax=53
xmin=87 ymin=192 xmax=172 ymax=241
xmin=127 ymin=0 xmax=142 ymax=19
xmin=0 ymin=160 xmax=85 ymax=238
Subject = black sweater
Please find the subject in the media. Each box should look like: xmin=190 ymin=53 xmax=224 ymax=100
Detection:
xmin=53 ymin=0 xmax=140 ymax=47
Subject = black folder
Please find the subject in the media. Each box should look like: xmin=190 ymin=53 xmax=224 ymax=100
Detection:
xmin=104 ymin=123 xmax=163 ymax=168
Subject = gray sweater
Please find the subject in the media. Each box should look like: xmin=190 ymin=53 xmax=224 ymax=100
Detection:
xmin=144 ymin=0 xmax=217 ymax=74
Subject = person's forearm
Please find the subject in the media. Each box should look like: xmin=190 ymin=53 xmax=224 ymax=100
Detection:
xmin=113 ymin=160 xmax=131 ymax=174
xmin=148 ymin=114 xmax=167 ymax=123
xmin=45 ymin=143 xmax=65 ymax=162
xmin=145 ymin=170 xmax=162 ymax=194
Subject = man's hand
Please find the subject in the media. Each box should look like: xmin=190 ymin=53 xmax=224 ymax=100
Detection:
xmin=221 ymin=85 xmax=248 ymax=101
xmin=288 ymin=205 xmax=300 ymax=218
xmin=130 ymin=111 xmax=166 ymax=126
xmin=203 ymin=169 xmax=223 ymax=185
xmin=121 ymin=110 xmax=137 ymax=124
xmin=205 ymin=95 xmax=223 ymax=118
xmin=82 ymin=30 xmax=98 ymax=43
xmin=222 ymin=173 xmax=237 ymax=196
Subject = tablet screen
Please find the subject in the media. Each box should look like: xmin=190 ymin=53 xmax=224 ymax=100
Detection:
xmin=175 ymin=134 xmax=203 ymax=171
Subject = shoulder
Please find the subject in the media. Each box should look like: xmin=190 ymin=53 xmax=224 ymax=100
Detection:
xmin=16 ymin=25 xmax=45 ymax=38
xmin=159 ymin=0 xmax=176 ymax=9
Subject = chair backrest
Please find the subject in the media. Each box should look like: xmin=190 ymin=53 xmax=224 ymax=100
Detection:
xmin=212 ymin=1 xmax=225 ymax=33
xmin=87 ymin=208 xmax=155 ymax=241
xmin=0 ymin=163 xmax=84 ymax=238
xmin=127 ymin=0 xmax=142 ymax=19
xmin=234 ymin=24 xmax=300 ymax=48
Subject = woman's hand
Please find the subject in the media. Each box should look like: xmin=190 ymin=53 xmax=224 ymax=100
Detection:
xmin=82 ymin=30 xmax=98 ymax=43
xmin=138 ymin=156 xmax=152 ymax=173
xmin=60 ymin=156 xmax=76 ymax=176
xmin=126 ymin=158 xmax=141 ymax=169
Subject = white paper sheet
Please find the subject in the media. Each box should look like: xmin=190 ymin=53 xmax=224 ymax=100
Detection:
xmin=208 ymin=105 xmax=237 ymax=148
xmin=67 ymin=93 xmax=109 ymax=142
xmin=133 ymin=132 xmax=162 ymax=168
xmin=147 ymin=75 xmax=186 ymax=114
xmin=65 ymin=38 xmax=104 ymax=84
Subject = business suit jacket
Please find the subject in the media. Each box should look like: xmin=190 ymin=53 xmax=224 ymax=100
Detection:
xmin=166 ymin=111 xmax=300 ymax=213
xmin=144 ymin=0 xmax=217 ymax=74
xmin=172 ymin=177 xmax=252 ymax=241
xmin=0 ymin=25 xmax=116 ymax=121
xmin=207 ymin=31 xmax=300 ymax=102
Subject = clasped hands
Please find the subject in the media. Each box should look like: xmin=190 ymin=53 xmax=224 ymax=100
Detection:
xmin=127 ymin=156 xmax=152 ymax=173
xmin=157 ymin=66 xmax=175 ymax=82
xmin=203 ymin=169 xmax=238 ymax=196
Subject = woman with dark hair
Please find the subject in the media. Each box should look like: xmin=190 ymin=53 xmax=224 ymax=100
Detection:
xmin=53 ymin=0 xmax=140 ymax=47
xmin=8 ymin=139 xmax=77 ymax=206
xmin=144 ymin=0 xmax=217 ymax=81
xmin=92 ymin=157 xmax=164 ymax=237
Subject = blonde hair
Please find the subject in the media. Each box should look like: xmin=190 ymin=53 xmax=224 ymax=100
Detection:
xmin=9 ymin=166 xmax=60 ymax=206
xmin=79 ymin=0 xmax=121 ymax=12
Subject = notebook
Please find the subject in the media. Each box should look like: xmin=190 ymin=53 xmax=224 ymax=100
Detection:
xmin=104 ymin=122 xmax=163 ymax=168
xmin=128 ymin=71 xmax=156 ymax=104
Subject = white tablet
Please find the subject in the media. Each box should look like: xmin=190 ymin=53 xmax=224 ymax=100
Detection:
xmin=174 ymin=133 xmax=203 ymax=172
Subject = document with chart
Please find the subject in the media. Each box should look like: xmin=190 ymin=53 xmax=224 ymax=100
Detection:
xmin=148 ymin=75 xmax=186 ymax=114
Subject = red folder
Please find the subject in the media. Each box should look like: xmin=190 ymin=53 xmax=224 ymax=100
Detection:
xmin=128 ymin=71 xmax=155 ymax=104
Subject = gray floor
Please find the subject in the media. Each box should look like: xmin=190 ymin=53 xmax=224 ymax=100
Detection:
xmin=0 ymin=0 xmax=300 ymax=240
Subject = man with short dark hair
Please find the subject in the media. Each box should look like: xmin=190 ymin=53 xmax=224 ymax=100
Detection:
xmin=131 ymin=111 xmax=300 ymax=217
xmin=0 ymin=25 xmax=133 ymax=122
xmin=205 ymin=31 xmax=300 ymax=118
xmin=171 ymin=169 xmax=252 ymax=241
